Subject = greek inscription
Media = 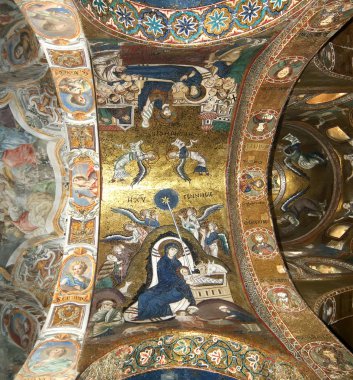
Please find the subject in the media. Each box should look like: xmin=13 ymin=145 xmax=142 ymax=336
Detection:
xmin=245 ymin=143 xmax=269 ymax=152
xmin=127 ymin=195 xmax=146 ymax=203
xmin=244 ymin=219 xmax=268 ymax=225
xmin=183 ymin=192 xmax=213 ymax=200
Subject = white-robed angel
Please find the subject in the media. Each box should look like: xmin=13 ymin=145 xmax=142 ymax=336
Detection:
xmin=103 ymin=223 xmax=148 ymax=245
xmin=178 ymin=204 xmax=223 ymax=241
xmin=111 ymin=140 xmax=157 ymax=187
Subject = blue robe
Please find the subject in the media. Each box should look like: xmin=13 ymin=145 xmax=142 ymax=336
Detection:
xmin=126 ymin=65 xmax=203 ymax=111
xmin=61 ymin=274 xmax=89 ymax=290
xmin=179 ymin=146 xmax=188 ymax=159
xmin=137 ymin=81 xmax=172 ymax=112
xmin=125 ymin=65 xmax=202 ymax=87
xmin=205 ymin=231 xmax=219 ymax=246
xmin=138 ymin=254 xmax=195 ymax=320
xmin=144 ymin=217 xmax=160 ymax=228
xmin=212 ymin=61 xmax=231 ymax=78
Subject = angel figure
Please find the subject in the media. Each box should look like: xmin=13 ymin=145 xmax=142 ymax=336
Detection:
xmin=278 ymin=187 xmax=325 ymax=230
xmin=200 ymin=222 xmax=229 ymax=258
xmin=72 ymin=164 xmax=98 ymax=205
xmin=282 ymin=133 xmax=326 ymax=178
xmin=103 ymin=223 xmax=148 ymax=245
xmin=111 ymin=140 xmax=157 ymax=187
xmin=168 ymin=138 xmax=209 ymax=182
xmin=178 ymin=204 xmax=223 ymax=241
xmin=111 ymin=207 xmax=160 ymax=230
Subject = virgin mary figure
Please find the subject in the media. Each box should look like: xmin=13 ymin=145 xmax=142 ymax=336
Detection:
xmin=136 ymin=242 xmax=196 ymax=321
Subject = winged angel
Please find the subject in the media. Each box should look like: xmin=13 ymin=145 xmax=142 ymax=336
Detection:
xmin=177 ymin=204 xmax=229 ymax=257
xmin=103 ymin=204 xmax=228 ymax=256
xmin=111 ymin=140 xmax=158 ymax=187
xmin=102 ymin=208 xmax=159 ymax=244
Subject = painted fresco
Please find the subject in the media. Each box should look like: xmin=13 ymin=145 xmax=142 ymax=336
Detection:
xmin=0 ymin=0 xmax=49 ymax=88
xmin=0 ymin=105 xmax=56 ymax=265
xmin=11 ymin=1 xmax=102 ymax=378
xmin=23 ymin=2 xmax=80 ymax=40
xmin=16 ymin=72 xmax=63 ymax=134
xmin=0 ymin=3 xmax=66 ymax=376
xmin=24 ymin=339 xmax=78 ymax=376
xmin=83 ymin=39 xmax=268 ymax=357
xmin=0 ymin=20 xmax=40 ymax=72
xmin=0 ymin=102 xmax=61 ymax=379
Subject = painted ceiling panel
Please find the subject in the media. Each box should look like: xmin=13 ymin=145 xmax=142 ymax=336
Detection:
xmin=75 ymin=0 xmax=306 ymax=46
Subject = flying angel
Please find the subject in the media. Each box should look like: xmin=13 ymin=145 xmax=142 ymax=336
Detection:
xmin=111 ymin=207 xmax=160 ymax=229
xmin=103 ymin=223 xmax=148 ymax=244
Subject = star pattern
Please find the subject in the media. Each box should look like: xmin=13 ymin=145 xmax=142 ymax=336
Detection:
xmin=92 ymin=0 xmax=107 ymax=15
xmin=81 ymin=0 xmax=296 ymax=43
xmin=270 ymin=0 xmax=288 ymax=10
xmin=143 ymin=14 xmax=165 ymax=36
xmin=115 ymin=6 xmax=134 ymax=28
xmin=206 ymin=9 xmax=229 ymax=33
xmin=162 ymin=196 xmax=170 ymax=205
xmin=240 ymin=1 xmax=261 ymax=23
xmin=175 ymin=15 xmax=197 ymax=38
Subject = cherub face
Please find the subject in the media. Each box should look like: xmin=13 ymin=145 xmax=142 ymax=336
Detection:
xmin=73 ymin=264 xmax=85 ymax=276
xmin=47 ymin=347 xmax=66 ymax=359
xmin=14 ymin=45 xmax=24 ymax=60
xmin=73 ymin=95 xmax=86 ymax=105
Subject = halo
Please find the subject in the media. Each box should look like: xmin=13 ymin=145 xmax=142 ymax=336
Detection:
xmin=251 ymin=232 xmax=268 ymax=243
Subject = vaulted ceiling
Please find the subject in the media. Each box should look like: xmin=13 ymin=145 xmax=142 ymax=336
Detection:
xmin=1 ymin=1 xmax=353 ymax=379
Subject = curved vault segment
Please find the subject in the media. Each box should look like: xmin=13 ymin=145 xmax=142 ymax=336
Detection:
xmin=7 ymin=1 xmax=353 ymax=380
xmin=229 ymin=0 xmax=353 ymax=379
xmin=13 ymin=0 xmax=99 ymax=379
xmin=75 ymin=0 xmax=309 ymax=47
xmin=80 ymin=332 xmax=309 ymax=379
xmin=0 ymin=3 xmax=69 ymax=376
